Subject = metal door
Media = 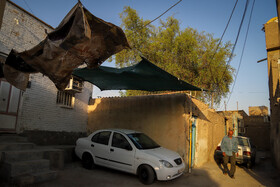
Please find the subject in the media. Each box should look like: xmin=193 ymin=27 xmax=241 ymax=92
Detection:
xmin=0 ymin=80 xmax=21 ymax=132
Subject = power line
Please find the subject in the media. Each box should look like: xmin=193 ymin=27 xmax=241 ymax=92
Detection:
xmin=127 ymin=0 xmax=183 ymax=57
xmin=23 ymin=0 xmax=35 ymax=15
xmin=216 ymin=0 xmax=250 ymax=97
xmin=143 ymin=0 xmax=182 ymax=28
xmin=208 ymin=0 xmax=239 ymax=88
xmin=226 ymin=0 xmax=255 ymax=105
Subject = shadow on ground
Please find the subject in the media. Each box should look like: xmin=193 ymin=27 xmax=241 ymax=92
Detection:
xmin=213 ymin=150 xmax=280 ymax=187
xmin=36 ymin=161 xmax=219 ymax=187
xmin=241 ymin=151 xmax=280 ymax=187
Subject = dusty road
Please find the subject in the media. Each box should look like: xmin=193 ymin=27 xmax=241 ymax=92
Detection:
xmin=37 ymin=151 xmax=279 ymax=187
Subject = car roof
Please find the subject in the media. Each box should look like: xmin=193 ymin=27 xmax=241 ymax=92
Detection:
xmin=236 ymin=136 xmax=249 ymax=139
xmin=104 ymin=128 xmax=141 ymax=135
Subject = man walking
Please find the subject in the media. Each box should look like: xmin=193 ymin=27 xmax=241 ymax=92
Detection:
xmin=221 ymin=128 xmax=238 ymax=178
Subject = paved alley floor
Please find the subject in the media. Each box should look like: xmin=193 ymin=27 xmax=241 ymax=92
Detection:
xmin=36 ymin=158 xmax=280 ymax=187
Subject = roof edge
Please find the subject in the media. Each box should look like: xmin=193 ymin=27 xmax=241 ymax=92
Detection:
xmin=7 ymin=0 xmax=54 ymax=30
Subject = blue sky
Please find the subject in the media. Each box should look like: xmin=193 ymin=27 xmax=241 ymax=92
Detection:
xmin=11 ymin=0 xmax=277 ymax=114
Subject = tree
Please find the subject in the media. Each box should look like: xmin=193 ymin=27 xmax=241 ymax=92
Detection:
xmin=112 ymin=6 xmax=234 ymax=106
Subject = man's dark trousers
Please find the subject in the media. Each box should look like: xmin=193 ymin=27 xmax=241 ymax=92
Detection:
xmin=223 ymin=152 xmax=236 ymax=177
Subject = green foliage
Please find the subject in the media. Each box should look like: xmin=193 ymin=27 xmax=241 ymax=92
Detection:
xmin=114 ymin=6 xmax=234 ymax=106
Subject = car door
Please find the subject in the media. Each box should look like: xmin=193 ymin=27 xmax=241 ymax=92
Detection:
xmin=108 ymin=132 xmax=135 ymax=173
xmin=90 ymin=131 xmax=112 ymax=166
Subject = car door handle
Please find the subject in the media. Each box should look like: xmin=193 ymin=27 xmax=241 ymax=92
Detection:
xmin=110 ymin=148 xmax=114 ymax=152
xmin=91 ymin=144 xmax=94 ymax=147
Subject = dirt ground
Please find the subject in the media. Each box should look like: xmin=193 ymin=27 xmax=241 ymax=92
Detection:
xmin=35 ymin=151 xmax=279 ymax=187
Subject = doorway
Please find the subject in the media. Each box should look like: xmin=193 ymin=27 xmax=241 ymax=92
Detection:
xmin=0 ymin=80 xmax=21 ymax=132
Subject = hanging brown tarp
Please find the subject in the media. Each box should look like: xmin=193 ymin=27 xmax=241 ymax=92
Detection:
xmin=3 ymin=2 xmax=129 ymax=90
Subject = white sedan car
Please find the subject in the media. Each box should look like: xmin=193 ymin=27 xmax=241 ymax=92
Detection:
xmin=75 ymin=129 xmax=185 ymax=184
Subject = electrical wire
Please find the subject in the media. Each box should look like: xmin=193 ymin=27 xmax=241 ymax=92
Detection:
xmin=208 ymin=0 xmax=239 ymax=88
xmin=143 ymin=0 xmax=182 ymax=28
xmin=126 ymin=0 xmax=183 ymax=58
xmin=217 ymin=0 xmax=250 ymax=87
xmin=226 ymin=0 xmax=255 ymax=105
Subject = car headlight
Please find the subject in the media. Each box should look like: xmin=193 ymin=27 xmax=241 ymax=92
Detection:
xmin=159 ymin=160 xmax=173 ymax=168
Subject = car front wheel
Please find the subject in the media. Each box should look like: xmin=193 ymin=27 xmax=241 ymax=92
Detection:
xmin=82 ymin=153 xmax=95 ymax=169
xmin=138 ymin=165 xmax=155 ymax=185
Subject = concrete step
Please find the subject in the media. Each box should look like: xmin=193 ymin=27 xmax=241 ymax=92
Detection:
xmin=0 ymin=142 xmax=35 ymax=151
xmin=1 ymin=149 xmax=44 ymax=162
xmin=12 ymin=170 xmax=57 ymax=186
xmin=1 ymin=159 xmax=50 ymax=178
xmin=0 ymin=135 xmax=28 ymax=143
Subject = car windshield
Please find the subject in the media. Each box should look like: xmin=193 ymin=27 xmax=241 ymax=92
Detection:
xmin=127 ymin=133 xmax=160 ymax=150
xmin=237 ymin=137 xmax=249 ymax=147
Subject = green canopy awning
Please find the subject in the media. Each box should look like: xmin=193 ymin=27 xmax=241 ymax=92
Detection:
xmin=72 ymin=57 xmax=202 ymax=91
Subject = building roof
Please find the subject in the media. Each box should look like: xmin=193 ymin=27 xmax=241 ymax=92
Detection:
xmin=217 ymin=110 xmax=248 ymax=117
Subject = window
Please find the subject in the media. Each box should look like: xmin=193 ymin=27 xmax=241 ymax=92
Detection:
xmin=91 ymin=131 xmax=111 ymax=145
xmin=237 ymin=138 xmax=249 ymax=146
xmin=112 ymin=133 xmax=132 ymax=150
xmin=127 ymin=133 xmax=160 ymax=150
xmin=56 ymin=91 xmax=75 ymax=108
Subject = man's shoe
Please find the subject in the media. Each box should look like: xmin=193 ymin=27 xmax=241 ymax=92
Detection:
xmin=223 ymin=172 xmax=227 ymax=175
xmin=230 ymin=175 xmax=235 ymax=179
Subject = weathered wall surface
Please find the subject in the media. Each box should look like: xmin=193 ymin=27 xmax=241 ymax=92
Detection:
xmin=192 ymin=99 xmax=225 ymax=167
xmin=264 ymin=18 xmax=280 ymax=172
xmin=0 ymin=1 xmax=92 ymax=142
xmin=88 ymin=93 xmax=226 ymax=167
xmin=88 ymin=94 xmax=190 ymax=162
xmin=244 ymin=116 xmax=270 ymax=150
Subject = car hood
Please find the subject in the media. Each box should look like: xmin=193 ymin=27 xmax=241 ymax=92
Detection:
xmin=142 ymin=147 xmax=180 ymax=161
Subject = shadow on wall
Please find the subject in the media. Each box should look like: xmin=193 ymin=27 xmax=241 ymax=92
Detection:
xmin=188 ymin=97 xmax=210 ymax=122
xmin=18 ymin=76 xmax=89 ymax=144
xmin=269 ymin=63 xmax=280 ymax=171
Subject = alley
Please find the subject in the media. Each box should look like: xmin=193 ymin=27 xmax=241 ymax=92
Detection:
xmin=33 ymin=151 xmax=279 ymax=187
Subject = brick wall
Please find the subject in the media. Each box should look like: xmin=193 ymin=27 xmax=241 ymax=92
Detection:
xmin=0 ymin=1 xmax=52 ymax=54
xmin=0 ymin=1 xmax=92 ymax=135
xmin=17 ymin=73 xmax=92 ymax=132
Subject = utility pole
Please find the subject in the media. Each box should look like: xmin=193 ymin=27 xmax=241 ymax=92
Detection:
xmin=237 ymin=101 xmax=238 ymax=111
xmin=224 ymin=101 xmax=227 ymax=112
